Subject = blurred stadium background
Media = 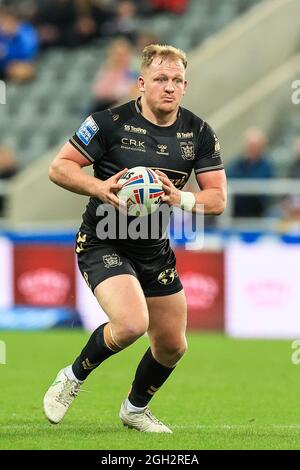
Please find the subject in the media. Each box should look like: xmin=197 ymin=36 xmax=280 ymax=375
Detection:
xmin=1 ymin=0 xmax=300 ymax=450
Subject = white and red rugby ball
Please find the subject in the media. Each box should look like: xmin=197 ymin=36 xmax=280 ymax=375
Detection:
xmin=117 ymin=166 xmax=165 ymax=216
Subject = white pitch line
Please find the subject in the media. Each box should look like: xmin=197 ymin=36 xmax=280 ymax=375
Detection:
xmin=172 ymin=424 xmax=300 ymax=430
xmin=2 ymin=424 xmax=300 ymax=431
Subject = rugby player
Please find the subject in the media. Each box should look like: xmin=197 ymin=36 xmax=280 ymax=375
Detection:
xmin=43 ymin=44 xmax=226 ymax=433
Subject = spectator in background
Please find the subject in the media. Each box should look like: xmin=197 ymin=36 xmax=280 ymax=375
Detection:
xmin=70 ymin=0 xmax=114 ymax=46
xmin=11 ymin=0 xmax=37 ymax=23
xmin=75 ymin=0 xmax=114 ymax=35
xmin=288 ymin=137 xmax=300 ymax=178
xmin=32 ymin=0 xmax=77 ymax=49
xmin=32 ymin=0 xmax=114 ymax=48
xmin=131 ymin=31 xmax=159 ymax=75
xmin=276 ymin=195 xmax=300 ymax=235
xmin=72 ymin=13 xmax=98 ymax=46
xmin=0 ymin=145 xmax=17 ymax=216
xmin=101 ymin=0 xmax=139 ymax=44
xmin=227 ymin=127 xmax=274 ymax=217
xmin=135 ymin=31 xmax=160 ymax=53
xmin=89 ymin=37 xmax=138 ymax=113
xmin=0 ymin=7 xmax=39 ymax=82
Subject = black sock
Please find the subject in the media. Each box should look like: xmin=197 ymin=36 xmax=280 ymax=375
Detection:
xmin=72 ymin=323 xmax=120 ymax=381
xmin=128 ymin=348 xmax=175 ymax=407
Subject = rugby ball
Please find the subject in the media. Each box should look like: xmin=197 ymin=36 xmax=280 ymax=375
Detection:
xmin=117 ymin=166 xmax=164 ymax=216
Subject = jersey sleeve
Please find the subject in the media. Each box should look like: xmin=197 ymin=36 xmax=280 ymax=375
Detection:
xmin=69 ymin=113 xmax=107 ymax=163
xmin=194 ymin=122 xmax=224 ymax=174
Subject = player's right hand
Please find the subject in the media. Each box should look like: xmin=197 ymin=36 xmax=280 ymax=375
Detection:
xmin=97 ymin=168 xmax=128 ymax=211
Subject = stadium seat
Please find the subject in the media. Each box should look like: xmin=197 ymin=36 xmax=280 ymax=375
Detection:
xmin=2 ymin=1 xmax=265 ymax=171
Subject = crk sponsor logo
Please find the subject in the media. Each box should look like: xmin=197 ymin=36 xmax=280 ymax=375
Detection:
xmin=180 ymin=141 xmax=195 ymax=160
xmin=121 ymin=138 xmax=146 ymax=152
xmin=156 ymin=144 xmax=169 ymax=156
xmin=124 ymin=124 xmax=147 ymax=134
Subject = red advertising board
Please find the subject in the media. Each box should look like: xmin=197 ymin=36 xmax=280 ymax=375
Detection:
xmin=175 ymin=250 xmax=224 ymax=330
xmin=14 ymin=245 xmax=76 ymax=307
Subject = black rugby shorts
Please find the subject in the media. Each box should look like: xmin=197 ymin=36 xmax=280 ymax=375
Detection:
xmin=75 ymin=223 xmax=183 ymax=297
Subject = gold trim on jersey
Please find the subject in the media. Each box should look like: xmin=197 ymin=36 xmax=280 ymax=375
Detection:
xmin=76 ymin=232 xmax=87 ymax=253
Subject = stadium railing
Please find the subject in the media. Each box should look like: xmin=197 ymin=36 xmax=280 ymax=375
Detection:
xmin=219 ymin=178 xmax=300 ymax=230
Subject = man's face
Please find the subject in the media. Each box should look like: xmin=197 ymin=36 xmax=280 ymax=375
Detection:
xmin=139 ymin=56 xmax=187 ymax=115
xmin=0 ymin=13 xmax=18 ymax=36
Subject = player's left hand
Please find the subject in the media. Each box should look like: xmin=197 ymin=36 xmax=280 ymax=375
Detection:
xmin=155 ymin=170 xmax=181 ymax=206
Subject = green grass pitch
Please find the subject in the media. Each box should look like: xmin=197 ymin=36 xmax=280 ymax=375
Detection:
xmin=0 ymin=330 xmax=300 ymax=450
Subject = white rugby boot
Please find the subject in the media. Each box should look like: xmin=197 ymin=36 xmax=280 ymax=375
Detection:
xmin=119 ymin=401 xmax=172 ymax=433
xmin=43 ymin=368 xmax=81 ymax=424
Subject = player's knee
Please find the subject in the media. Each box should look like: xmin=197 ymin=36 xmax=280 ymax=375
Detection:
xmin=168 ymin=340 xmax=187 ymax=362
xmin=177 ymin=339 xmax=188 ymax=359
xmin=114 ymin=319 xmax=148 ymax=347
xmin=155 ymin=338 xmax=188 ymax=365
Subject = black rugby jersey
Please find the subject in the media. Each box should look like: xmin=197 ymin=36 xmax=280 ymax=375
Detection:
xmin=70 ymin=99 xmax=224 ymax=244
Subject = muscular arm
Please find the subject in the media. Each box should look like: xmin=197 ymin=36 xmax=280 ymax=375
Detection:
xmin=49 ymin=142 xmax=127 ymax=209
xmin=49 ymin=142 xmax=103 ymax=197
xmin=155 ymin=168 xmax=227 ymax=215
xmin=194 ymin=169 xmax=227 ymax=215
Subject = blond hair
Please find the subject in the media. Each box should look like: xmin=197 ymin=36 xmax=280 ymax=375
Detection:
xmin=141 ymin=44 xmax=187 ymax=71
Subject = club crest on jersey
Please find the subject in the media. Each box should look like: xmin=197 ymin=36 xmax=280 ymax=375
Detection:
xmin=180 ymin=141 xmax=195 ymax=160
xmin=157 ymin=268 xmax=178 ymax=285
xmin=102 ymin=254 xmax=123 ymax=268
xmin=76 ymin=116 xmax=99 ymax=146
